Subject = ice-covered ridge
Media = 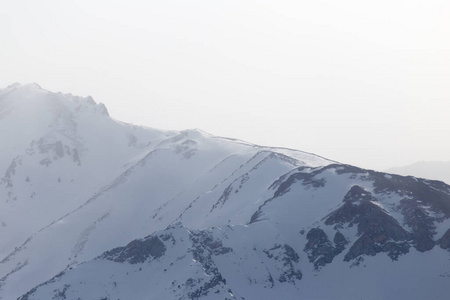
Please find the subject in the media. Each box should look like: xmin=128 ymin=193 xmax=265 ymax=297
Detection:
xmin=0 ymin=84 xmax=449 ymax=300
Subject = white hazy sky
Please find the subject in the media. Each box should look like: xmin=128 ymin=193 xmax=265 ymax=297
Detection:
xmin=1 ymin=0 xmax=449 ymax=170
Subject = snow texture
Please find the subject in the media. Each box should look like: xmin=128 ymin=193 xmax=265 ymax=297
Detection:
xmin=1 ymin=84 xmax=449 ymax=300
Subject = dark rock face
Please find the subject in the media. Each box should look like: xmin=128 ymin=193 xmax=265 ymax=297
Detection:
xmin=304 ymin=228 xmax=347 ymax=269
xmin=345 ymin=203 xmax=410 ymax=261
xmin=263 ymin=162 xmax=450 ymax=268
xmin=340 ymin=169 xmax=450 ymax=254
xmin=372 ymin=173 xmax=450 ymax=218
xmin=370 ymin=171 xmax=450 ymax=253
xmin=273 ymin=166 xmax=327 ymax=198
xmin=325 ymin=186 xmax=411 ymax=261
xmin=324 ymin=164 xmax=450 ymax=218
xmin=190 ymin=231 xmax=233 ymax=257
xmin=333 ymin=232 xmax=348 ymax=254
xmin=345 ymin=233 xmax=410 ymax=262
xmin=249 ymin=210 xmax=263 ymax=224
xmin=325 ymin=185 xmax=377 ymax=226
xmin=304 ymin=228 xmax=335 ymax=269
xmin=188 ymin=231 xmax=232 ymax=299
xmin=264 ymin=244 xmax=302 ymax=283
xmin=355 ymin=200 xmax=409 ymax=242
xmin=438 ymin=228 xmax=450 ymax=250
xmin=400 ymin=200 xmax=436 ymax=252
xmin=343 ymin=185 xmax=376 ymax=203
xmin=102 ymin=236 xmax=166 ymax=264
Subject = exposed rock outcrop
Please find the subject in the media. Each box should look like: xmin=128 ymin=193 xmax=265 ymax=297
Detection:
xmin=304 ymin=228 xmax=348 ymax=269
xmin=326 ymin=185 xmax=411 ymax=261
xmin=438 ymin=228 xmax=450 ymax=250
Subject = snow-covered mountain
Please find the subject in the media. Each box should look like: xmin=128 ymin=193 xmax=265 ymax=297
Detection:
xmin=1 ymin=84 xmax=450 ymax=300
xmin=386 ymin=161 xmax=450 ymax=185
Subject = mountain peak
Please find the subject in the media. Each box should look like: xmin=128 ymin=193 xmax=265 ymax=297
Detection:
xmin=6 ymin=82 xmax=22 ymax=89
xmin=1 ymin=84 xmax=449 ymax=300
xmin=1 ymin=83 xmax=109 ymax=119
xmin=0 ymin=83 xmax=113 ymax=173
xmin=19 ymin=82 xmax=42 ymax=90
xmin=4 ymin=82 xmax=43 ymax=92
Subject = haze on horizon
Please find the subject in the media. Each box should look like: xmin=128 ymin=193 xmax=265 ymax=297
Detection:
xmin=1 ymin=0 xmax=449 ymax=171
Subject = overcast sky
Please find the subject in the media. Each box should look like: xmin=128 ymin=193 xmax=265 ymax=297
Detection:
xmin=1 ymin=0 xmax=449 ymax=170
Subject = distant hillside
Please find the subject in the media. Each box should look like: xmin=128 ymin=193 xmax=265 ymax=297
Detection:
xmin=386 ymin=161 xmax=450 ymax=184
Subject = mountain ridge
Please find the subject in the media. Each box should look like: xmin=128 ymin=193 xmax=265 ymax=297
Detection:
xmin=386 ymin=161 xmax=450 ymax=185
xmin=1 ymin=84 xmax=449 ymax=300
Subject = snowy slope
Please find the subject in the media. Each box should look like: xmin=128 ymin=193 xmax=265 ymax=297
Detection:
xmin=19 ymin=223 xmax=450 ymax=300
xmin=19 ymin=167 xmax=450 ymax=300
xmin=0 ymin=83 xmax=177 ymax=257
xmin=0 ymin=84 xmax=332 ymax=299
xmin=1 ymin=84 xmax=450 ymax=300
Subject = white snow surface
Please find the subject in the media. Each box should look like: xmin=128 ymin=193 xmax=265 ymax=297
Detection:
xmin=1 ymin=84 xmax=449 ymax=300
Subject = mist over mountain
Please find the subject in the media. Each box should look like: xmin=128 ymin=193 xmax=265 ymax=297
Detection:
xmin=1 ymin=84 xmax=450 ymax=300
xmin=386 ymin=161 xmax=450 ymax=185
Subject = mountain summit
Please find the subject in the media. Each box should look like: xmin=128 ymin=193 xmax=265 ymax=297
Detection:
xmin=1 ymin=84 xmax=449 ymax=300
